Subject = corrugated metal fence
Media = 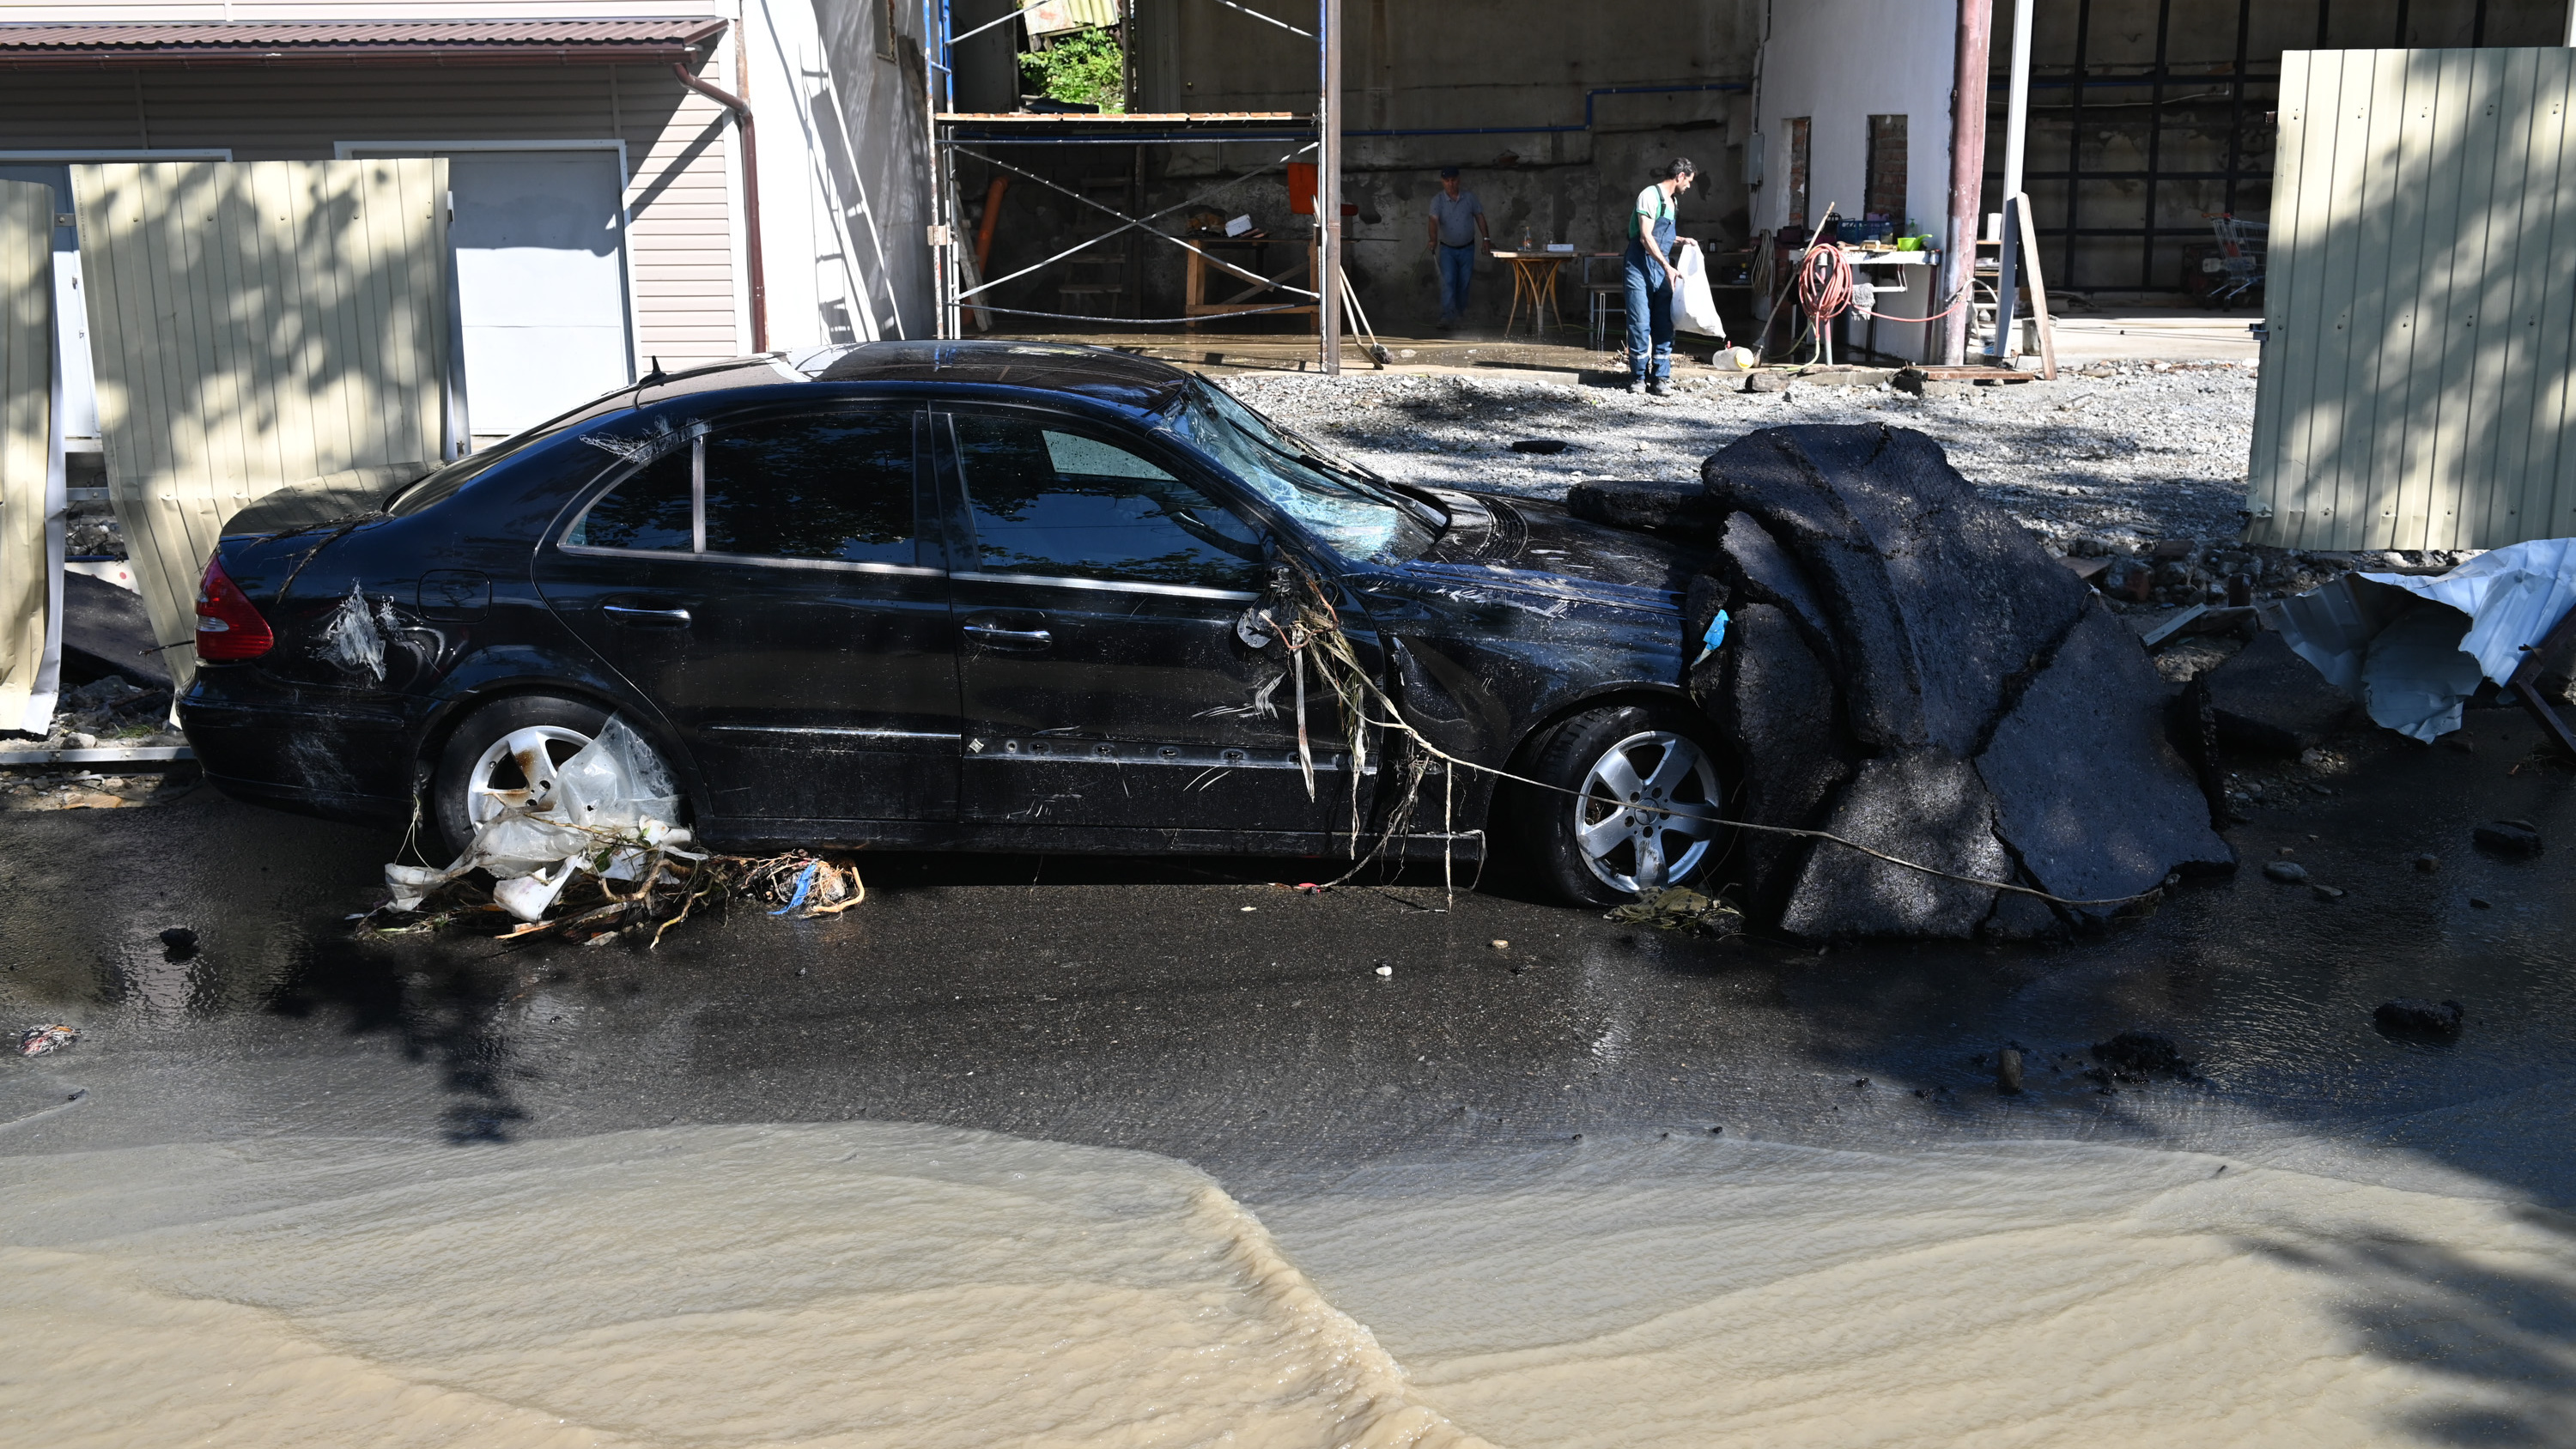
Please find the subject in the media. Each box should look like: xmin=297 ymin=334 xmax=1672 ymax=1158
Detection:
xmin=2250 ymin=47 xmax=2576 ymax=553
xmin=0 ymin=181 xmax=53 ymax=731
xmin=70 ymin=159 xmax=451 ymax=683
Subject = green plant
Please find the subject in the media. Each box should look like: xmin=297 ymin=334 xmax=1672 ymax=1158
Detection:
xmin=1020 ymin=27 xmax=1126 ymax=113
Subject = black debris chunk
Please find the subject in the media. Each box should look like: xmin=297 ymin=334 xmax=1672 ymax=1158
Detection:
xmin=2472 ymin=819 xmax=2544 ymax=857
xmin=158 ymin=927 xmax=199 ymax=961
xmin=2413 ymin=854 xmax=2440 ymax=874
xmin=2090 ymin=1031 xmax=2195 ymax=1078
xmin=1996 ymin=1047 xmax=2025 ymax=1095
xmin=2201 ymin=633 xmax=2359 ymax=755
xmin=1509 ymin=438 xmax=1569 ymax=454
xmin=1692 ymin=600 xmax=1852 ymax=919
xmin=1779 ymin=753 xmax=2014 ymax=939
xmin=2373 ymin=998 xmax=2465 ymax=1040
xmin=1564 ymin=481 xmax=1722 ymax=540
xmin=2263 ymin=859 xmax=2309 ymax=883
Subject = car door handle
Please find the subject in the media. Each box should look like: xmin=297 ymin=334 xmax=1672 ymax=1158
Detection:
xmin=963 ymin=621 xmax=1053 ymax=649
xmin=603 ymin=603 xmax=692 ymax=628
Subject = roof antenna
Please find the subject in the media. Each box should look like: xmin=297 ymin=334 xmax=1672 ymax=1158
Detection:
xmin=640 ymin=355 xmax=669 ymax=386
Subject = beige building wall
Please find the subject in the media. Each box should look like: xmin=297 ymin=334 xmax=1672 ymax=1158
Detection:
xmin=0 ymin=181 xmax=55 ymax=730
xmin=2249 ymin=45 xmax=2576 ymax=551
xmin=0 ymin=62 xmax=746 ymax=373
xmin=70 ymin=159 xmax=451 ymax=683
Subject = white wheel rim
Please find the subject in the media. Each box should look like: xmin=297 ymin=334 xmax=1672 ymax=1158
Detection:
xmin=1573 ymin=729 xmax=1722 ymax=895
xmin=467 ymin=724 xmax=592 ymax=828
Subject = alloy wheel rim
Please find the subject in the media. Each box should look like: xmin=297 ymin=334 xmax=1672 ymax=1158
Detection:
xmin=467 ymin=724 xmax=592 ymax=828
xmin=1573 ymin=729 xmax=1722 ymax=895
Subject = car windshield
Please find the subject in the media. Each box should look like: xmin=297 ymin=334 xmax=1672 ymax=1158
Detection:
xmin=1169 ymin=381 xmax=1441 ymax=566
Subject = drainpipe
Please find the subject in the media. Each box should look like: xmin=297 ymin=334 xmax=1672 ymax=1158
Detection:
xmin=673 ymin=60 xmax=769 ymax=354
xmin=1941 ymin=0 xmax=1994 ymax=366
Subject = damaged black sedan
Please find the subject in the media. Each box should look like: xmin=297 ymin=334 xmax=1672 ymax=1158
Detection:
xmin=183 ymin=342 xmax=1718 ymax=905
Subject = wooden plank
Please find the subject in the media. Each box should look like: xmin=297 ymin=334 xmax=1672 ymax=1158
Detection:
xmin=2009 ymin=194 xmax=2057 ymax=381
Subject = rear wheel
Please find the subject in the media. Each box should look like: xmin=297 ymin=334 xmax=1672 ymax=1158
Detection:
xmin=1515 ymin=704 xmax=1728 ymax=906
xmin=430 ymin=695 xmax=609 ymax=859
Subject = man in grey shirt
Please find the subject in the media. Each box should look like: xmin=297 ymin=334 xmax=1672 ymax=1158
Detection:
xmin=1424 ymin=167 xmax=1488 ymax=327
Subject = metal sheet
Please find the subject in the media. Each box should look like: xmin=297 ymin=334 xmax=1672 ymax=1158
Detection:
xmin=70 ymin=159 xmax=451 ymax=688
xmin=0 ymin=179 xmax=58 ymax=732
xmin=2250 ymin=47 xmax=2576 ymax=551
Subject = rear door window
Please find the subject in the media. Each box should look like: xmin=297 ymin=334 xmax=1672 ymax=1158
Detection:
xmin=566 ymin=408 xmax=923 ymax=567
xmin=950 ymin=413 xmax=1262 ymax=592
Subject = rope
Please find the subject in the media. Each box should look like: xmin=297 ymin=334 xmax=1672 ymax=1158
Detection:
xmin=1271 ymin=573 xmax=2166 ymax=913
xmin=963 ymin=301 xmax=1315 ymax=325
xmin=1794 ymin=244 xmax=1855 ymax=326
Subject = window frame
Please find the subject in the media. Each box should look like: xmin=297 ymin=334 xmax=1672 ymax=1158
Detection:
xmin=933 ymin=403 xmax=1273 ymax=603
xmin=556 ymin=403 xmax=939 ymax=577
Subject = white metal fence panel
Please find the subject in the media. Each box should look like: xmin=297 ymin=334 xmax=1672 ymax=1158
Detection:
xmin=2249 ymin=46 xmax=2576 ymax=553
xmin=70 ymin=159 xmax=450 ymax=683
xmin=0 ymin=180 xmax=57 ymax=732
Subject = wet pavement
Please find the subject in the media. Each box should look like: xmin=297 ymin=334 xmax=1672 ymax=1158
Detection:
xmin=3 ymin=701 xmax=2572 ymax=1216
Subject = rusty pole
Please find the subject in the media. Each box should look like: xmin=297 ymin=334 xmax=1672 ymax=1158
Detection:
xmin=1941 ymin=0 xmax=1993 ymax=366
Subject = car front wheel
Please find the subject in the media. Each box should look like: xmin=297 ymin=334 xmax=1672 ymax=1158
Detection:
xmin=1516 ymin=704 xmax=1729 ymax=906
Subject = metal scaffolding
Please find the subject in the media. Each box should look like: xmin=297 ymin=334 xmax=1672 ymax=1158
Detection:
xmin=922 ymin=0 xmax=1349 ymax=371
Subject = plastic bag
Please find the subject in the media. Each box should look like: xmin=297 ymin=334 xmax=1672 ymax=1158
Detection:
xmin=1670 ymin=241 xmax=1726 ymax=338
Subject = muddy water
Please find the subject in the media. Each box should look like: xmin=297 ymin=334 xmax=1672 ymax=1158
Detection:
xmin=1264 ymin=1135 xmax=2576 ymax=1447
xmin=5 ymin=1123 xmax=2570 ymax=1447
xmin=0 ymin=1124 xmax=1487 ymax=1449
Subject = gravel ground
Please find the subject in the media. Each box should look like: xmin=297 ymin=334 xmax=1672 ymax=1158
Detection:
xmin=1221 ymin=360 xmax=2261 ymax=550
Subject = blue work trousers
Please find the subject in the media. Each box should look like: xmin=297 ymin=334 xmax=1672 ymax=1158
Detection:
xmin=1623 ymin=235 xmax=1676 ymax=381
xmin=1437 ymin=243 xmax=1476 ymax=320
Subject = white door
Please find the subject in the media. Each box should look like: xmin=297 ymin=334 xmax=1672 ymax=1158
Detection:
xmin=435 ymin=149 xmax=634 ymax=440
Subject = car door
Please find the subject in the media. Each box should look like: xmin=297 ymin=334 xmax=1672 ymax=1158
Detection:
xmin=532 ymin=403 xmax=960 ymax=822
xmin=934 ymin=404 xmax=1352 ymax=839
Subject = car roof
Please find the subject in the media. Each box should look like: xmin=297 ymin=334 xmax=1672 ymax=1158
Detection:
xmin=791 ymin=340 xmax=1195 ymax=415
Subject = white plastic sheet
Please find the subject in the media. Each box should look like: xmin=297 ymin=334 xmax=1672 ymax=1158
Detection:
xmin=1671 ymin=242 xmax=1726 ymax=338
xmin=2259 ymin=538 xmax=2576 ymax=743
xmin=383 ymin=718 xmax=695 ymax=921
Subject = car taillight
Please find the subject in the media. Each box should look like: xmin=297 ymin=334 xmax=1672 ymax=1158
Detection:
xmin=195 ymin=555 xmax=274 ymax=661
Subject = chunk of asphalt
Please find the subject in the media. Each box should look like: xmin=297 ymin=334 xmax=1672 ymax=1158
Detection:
xmin=1714 ymin=512 xmax=1837 ymax=654
xmin=2091 ymin=1031 xmax=2194 ymax=1076
xmin=1780 ymin=751 xmax=2015 ymax=940
xmin=1975 ymin=598 xmax=2236 ymax=918
xmin=2201 ymin=632 xmax=2359 ymax=755
xmin=1996 ymin=1047 xmax=2026 ymax=1094
xmin=2472 ymin=819 xmax=2543 ymax=857
xmin=2263 ymin=859 xmax=2310 ymax=882
xmin=1692 ymin=600 xmax=1854 ymax=919
xmin=1563 ymin=480 xmax=1722 ymax=540
xmin=2372 ymin=998 xmax=2465 ymax=1040
xmin=1701 ymin=425 xmax=2092 ymax=756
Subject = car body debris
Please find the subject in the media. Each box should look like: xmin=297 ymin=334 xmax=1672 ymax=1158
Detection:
xmin=1603 ymin=886 xmax=1743 ymax=937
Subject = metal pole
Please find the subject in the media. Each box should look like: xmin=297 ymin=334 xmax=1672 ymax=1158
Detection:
xmin=2063 ymin=0 xmax=2089 ymax=288
xmin=1320 ymin=0 xmax=1342 ymax=374
xmin=1941 ymin=0 xmax=1994 ymax=366
xmin=2567 ymin=0 xmax=2575 ymax=46
xmin=1990 ymin=0 xmax=2032 ymax=359
xmin=2143 ymin=0 xmax=2172 ymax=288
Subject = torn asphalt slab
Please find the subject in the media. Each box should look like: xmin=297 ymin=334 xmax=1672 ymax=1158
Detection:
xmin=1578 ymin=423 xmax=2238 ymax=939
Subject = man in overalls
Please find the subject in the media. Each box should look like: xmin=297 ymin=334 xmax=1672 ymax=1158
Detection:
xmin=1623 ymin=158 xmax=1696 ymax=395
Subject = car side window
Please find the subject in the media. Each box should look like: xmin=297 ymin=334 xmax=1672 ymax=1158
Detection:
xmin=568 ymin=447 xmax=692 ymax=551
xmin=950 ymin=413 xmax=1263 ymax=591
xmin=702 ymin=411 xmax=918 ymax=566
xmin=566 ymin=409 xmax=919 ymax=566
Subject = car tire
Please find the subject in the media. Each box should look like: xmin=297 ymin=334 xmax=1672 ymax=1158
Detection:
xmin=430 ymin=694 xmax=611 ymax=860
xmin=1512 ymin=703 xmax=1731 ymax=906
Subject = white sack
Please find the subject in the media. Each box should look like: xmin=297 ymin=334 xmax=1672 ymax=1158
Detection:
xmin=1671 ymin=241 xmax=1726 ymax=338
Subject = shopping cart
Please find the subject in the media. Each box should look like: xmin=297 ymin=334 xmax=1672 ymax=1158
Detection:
xmin=2201 ymin=212 xmax=2267 ymax=306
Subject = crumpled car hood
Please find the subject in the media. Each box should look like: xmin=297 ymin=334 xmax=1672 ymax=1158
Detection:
xmin=1397 ymin=488 xmax=1701 ymax=613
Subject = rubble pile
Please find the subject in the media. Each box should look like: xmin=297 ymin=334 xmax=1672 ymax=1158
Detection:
xmin=1577 ymin=423 xmax=2235 ymax=940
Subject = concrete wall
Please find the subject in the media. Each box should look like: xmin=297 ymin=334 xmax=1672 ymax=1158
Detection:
xmin=957 ymin=0 xmax=1761 ymax=336
xmin=1753 ymin=0 xmax=1961 ymax=363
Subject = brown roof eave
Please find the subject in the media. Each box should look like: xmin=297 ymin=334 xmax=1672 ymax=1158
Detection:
xmin=0 ymin=43 xmax=715 ymax=70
